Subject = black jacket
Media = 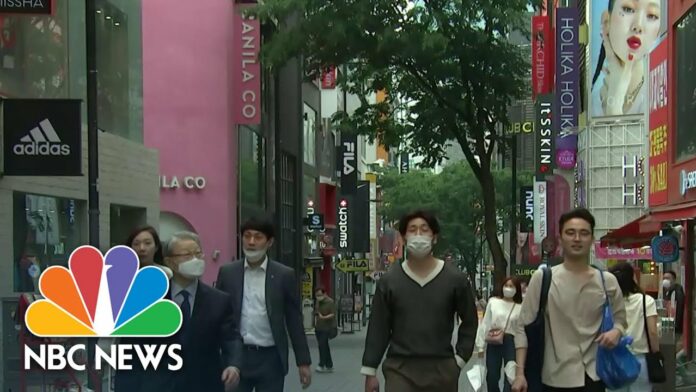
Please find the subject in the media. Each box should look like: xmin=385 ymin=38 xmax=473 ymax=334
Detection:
xmin=116 ymin=281 xmax=243 ymax=392
xmin=666 ymin=283 xmax=685 ymax=334
xmin=216 ymin=259 xmax=311 ymax=375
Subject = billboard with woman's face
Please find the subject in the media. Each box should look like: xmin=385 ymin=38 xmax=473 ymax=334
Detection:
xmin=589 ymin=0 xmax=666 ymax=118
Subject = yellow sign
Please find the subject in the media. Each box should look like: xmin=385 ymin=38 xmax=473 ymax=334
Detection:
xmin=301 ymin=267 xmax=313 ymax=298
xmin=336 ymin=258 xmax=369 ymax=273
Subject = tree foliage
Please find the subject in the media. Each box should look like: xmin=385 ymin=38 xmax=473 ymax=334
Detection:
xmin=251 ymin=0 xmax=531 ymax=284
xmin=379 ymin=162 xmax=532 ymax=288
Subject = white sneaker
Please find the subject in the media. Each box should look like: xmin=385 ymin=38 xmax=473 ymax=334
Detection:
xmin=316 ymin=366 xmax=327 ymax=373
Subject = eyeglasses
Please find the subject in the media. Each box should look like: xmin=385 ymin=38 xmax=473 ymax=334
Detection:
xmin=170 ymin=251 xmax=204 ymax=259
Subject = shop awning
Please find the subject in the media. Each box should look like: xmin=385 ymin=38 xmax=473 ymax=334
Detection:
xmin=600 ymin=200 xmax=696 ymax=248
xmin=600 ymin=215 xmax=658 ymax=248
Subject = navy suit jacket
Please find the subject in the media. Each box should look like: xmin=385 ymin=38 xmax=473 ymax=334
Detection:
xmin=216 ymin=259 xmax=311 ymax=375
xmin=116 ymin=281 xmax=243 ymax=392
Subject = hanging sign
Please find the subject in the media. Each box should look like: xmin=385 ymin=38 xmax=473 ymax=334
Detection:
xmin=651 ymin=234 xmax=680 ymax=263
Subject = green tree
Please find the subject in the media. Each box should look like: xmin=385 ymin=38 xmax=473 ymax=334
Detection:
xmin=252 ymin=0 xmax=530 ymax=285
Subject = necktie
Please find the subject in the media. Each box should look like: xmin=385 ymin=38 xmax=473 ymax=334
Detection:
xmin=180 ymin=290 xmax=191 ymax=335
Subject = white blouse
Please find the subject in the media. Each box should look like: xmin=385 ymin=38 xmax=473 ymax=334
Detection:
xmin=475 ymin=297 xmax=521 ymax=352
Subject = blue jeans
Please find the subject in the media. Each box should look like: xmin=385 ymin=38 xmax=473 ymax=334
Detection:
xmin=608 ymin=354 xmax=651 ymax=392
xmin=486 ymin=333 xmax=516 ymax=392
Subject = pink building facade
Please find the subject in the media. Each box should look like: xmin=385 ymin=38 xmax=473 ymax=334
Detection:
xmin=142 ymin=0 xmax=238 ymax=284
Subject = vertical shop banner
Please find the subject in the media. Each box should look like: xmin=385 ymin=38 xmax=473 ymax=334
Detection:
xmin=589 ymin=0 xmax=667 ymax=118
xmin=520 ymin=186 xmax=534 ymax=233
xmin=533 ymin=181 xmax=548 ymax=244
xmin=321 ymin=66 xmax=337 ymax=89
xmin=339 ymin=134 xmax=358 ymax=194
xmin=535 ymin=94 xmax=554 ymax=178
xmin=353 ymin=182 xmax=371 ymax=253
xmin=400 ymin=152 xmax=410 ymax=173
xmin=532 ymin=16 xmax=554 ymax=99
xmin=337 ymin=197 xmax=352 ymax=252
xmin=555 ymin=7 xmax=579 ymax=170
xmin=648 ymin=38 xmax=669 ymax=206
xmin=232 ymin=8 xmax=260 ymax=125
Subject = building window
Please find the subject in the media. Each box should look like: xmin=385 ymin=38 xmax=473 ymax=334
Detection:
xmin=239 ymin=125 xmax=266 ymax=227
xmin=303 ymin=103 xmax=317 ymax=165
xmin=13 ymin=192 xmax=86 ymax=293
xmin=676 ymin=8 xmax=696 ymax=161
xmin=96 ymin=0 xmax=143 ymax=142
xmin=0 ymin=4 xmax=69 ymax=99
xmin=279 ymin=153 xmax=297 ymax=268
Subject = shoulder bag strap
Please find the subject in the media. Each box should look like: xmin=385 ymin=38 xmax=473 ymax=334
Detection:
xmin=539 ymin=267 xmax=552 ymax=313
xmin=503 ymin=303 xmax=516 ymax=331
xmin=594 ymin=266 xmax=610 ymax=306
xmin=643 ymin=294 xmax=653 ymax=353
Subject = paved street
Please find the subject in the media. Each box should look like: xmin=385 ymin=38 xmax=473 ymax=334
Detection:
xmin=285 ymin=326 xmax=479 ymax=392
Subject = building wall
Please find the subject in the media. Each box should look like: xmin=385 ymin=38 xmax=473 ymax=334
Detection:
xmin=142 ymin=0 xmax=237 ymax=284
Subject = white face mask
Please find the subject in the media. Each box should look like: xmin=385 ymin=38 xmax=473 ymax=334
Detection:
xmin=244 ymin=248 xmax=267 ymax=262
xmin=663 ymin=279 xmax=672 ymax=289
xmin=178 ymin=258 xmax=205 ymax=279
xmin=406 ymin=235 xmax=433 ymax=258
xmin=503 ymin=287 xmax=517 ymax=298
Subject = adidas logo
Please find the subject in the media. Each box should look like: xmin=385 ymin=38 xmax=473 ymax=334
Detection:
xmin=13 ymin=119 xmax=71 ymax=156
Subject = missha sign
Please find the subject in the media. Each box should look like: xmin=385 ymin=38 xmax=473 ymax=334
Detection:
xmin=232 ymin=7 xmax=260 ymax=125
xmin=0 ymin=0 xmax=52 ymax=14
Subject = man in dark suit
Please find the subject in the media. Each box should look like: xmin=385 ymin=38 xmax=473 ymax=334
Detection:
xmin=216 ymin=217 xmax=312 ymax=392
xmin=138 ymin=231 xmax=243 ymax=392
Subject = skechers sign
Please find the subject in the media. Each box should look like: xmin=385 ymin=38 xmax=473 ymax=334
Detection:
xmin=2 ymin=99 xmax=82 ymax=176
xmin=680 ymin=169 xmax=696 ymax=197
xmin=651 ymin=234 xmax=679 ymax=263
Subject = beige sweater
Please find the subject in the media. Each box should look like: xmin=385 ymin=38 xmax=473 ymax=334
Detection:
xmin=513 ymin=264 xmax=627 ymax=388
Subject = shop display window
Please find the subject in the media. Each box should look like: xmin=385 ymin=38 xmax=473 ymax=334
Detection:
xmin=13 ymin=192 xmax=86 ymax=293
xmin=675 ymin=7 xmax=696 ymax=161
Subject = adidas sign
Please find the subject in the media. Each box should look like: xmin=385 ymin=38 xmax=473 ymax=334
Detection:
xmin=13 ymin=119 xmax=71 ymax=156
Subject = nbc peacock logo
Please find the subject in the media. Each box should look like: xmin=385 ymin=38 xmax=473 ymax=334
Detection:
xmin=23 ymin=245 xmax=184 ymax=371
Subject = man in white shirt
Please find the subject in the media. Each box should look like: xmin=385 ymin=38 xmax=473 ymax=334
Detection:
xmin=216 ymin=218 xmax=312 ymax=392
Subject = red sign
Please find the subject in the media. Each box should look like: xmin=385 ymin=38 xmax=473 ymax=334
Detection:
xmin=648 ymin=39 xmax=669 ymax=206
xmin=321 ymin=66 xmax=337 ymax=89
xmin=232 ymin=7 xmax=261 ymax=125
xmin=531 ymin=16 xmax=553 ymax=100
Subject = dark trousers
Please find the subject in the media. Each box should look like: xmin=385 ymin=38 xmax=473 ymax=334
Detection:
xmin=543 ymin=374 xmax=605 ymax=392
xmin=382 ymin=357 xmax=459 ymax=392
xmin=315 ymin=330 xmax=333 ymax=368
xmin=236 ymin=346 xmax=285 ymax=392
xmin=486 ymin=334 xmax=516 ymax=392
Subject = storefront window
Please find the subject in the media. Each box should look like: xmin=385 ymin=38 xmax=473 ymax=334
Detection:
xmin=96 ymin=0 xmax=143 ymax=142
xmin=676 ymin=7 xmax=696 ymax=161
xmin=0 ymin=0 xmax=143 ymax=142
xmin=304 ymin=103 xmax=317 ymax=165
xmin=239 ymin=125 xmax=266 ymax=225
xmin=13 ymin=192 xmax=86 ymax=293
xmin=0 ymin=3 xmax=70 ymax=98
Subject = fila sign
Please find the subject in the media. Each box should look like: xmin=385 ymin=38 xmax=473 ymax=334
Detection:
xmin=340 ymin=134 xmax=358 ymax=194
xmin=3 ymin=99 xmax=82 ymax=176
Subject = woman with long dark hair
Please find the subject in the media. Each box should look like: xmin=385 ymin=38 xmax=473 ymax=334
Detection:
xmin=475 ymin=276 xmax=523 ymax=392
xmin=591 ymin=0 xmax=661 ymax=116
xmin=609 ymin=262 xmax=660 ymax=391
xmin=124 ymin=225 xmax=172 ymax=278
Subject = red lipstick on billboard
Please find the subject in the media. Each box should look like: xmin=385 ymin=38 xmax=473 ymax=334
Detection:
xmin=627 ymin=36 xmax=642 ymax=50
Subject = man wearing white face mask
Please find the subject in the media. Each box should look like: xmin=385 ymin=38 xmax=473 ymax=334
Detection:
xmin=216 ymin=217 xmax=312 ymax=392
xmin=361 ymin=210 xmax=478 ymax=392
xmin=141 ymin=231 xmax=243 ymax=392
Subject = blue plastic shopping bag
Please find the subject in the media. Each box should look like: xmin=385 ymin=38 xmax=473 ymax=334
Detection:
xmin=595 ymin=269 xmax=641 ymax=389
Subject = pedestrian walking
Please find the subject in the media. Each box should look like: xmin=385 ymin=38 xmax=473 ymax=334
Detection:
xmin=361 ymin=210 xmax=478 ymax=392
xmin=114 ymin=225 xmax=173 ymax=392
xmin=512 ymin=208 xmax=627 ymax=392
xmin=476 ymin=276 xmax=523 ymax=392
xmin=216 ymin=217 xmax=312 ymax=392
xmin=314 ymin=287 xmax=337 ymax=373
xmin=608 ymin=262 xmax=662 ymax=392
xmin=140 ymin=231 xmax=243 ymax=392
